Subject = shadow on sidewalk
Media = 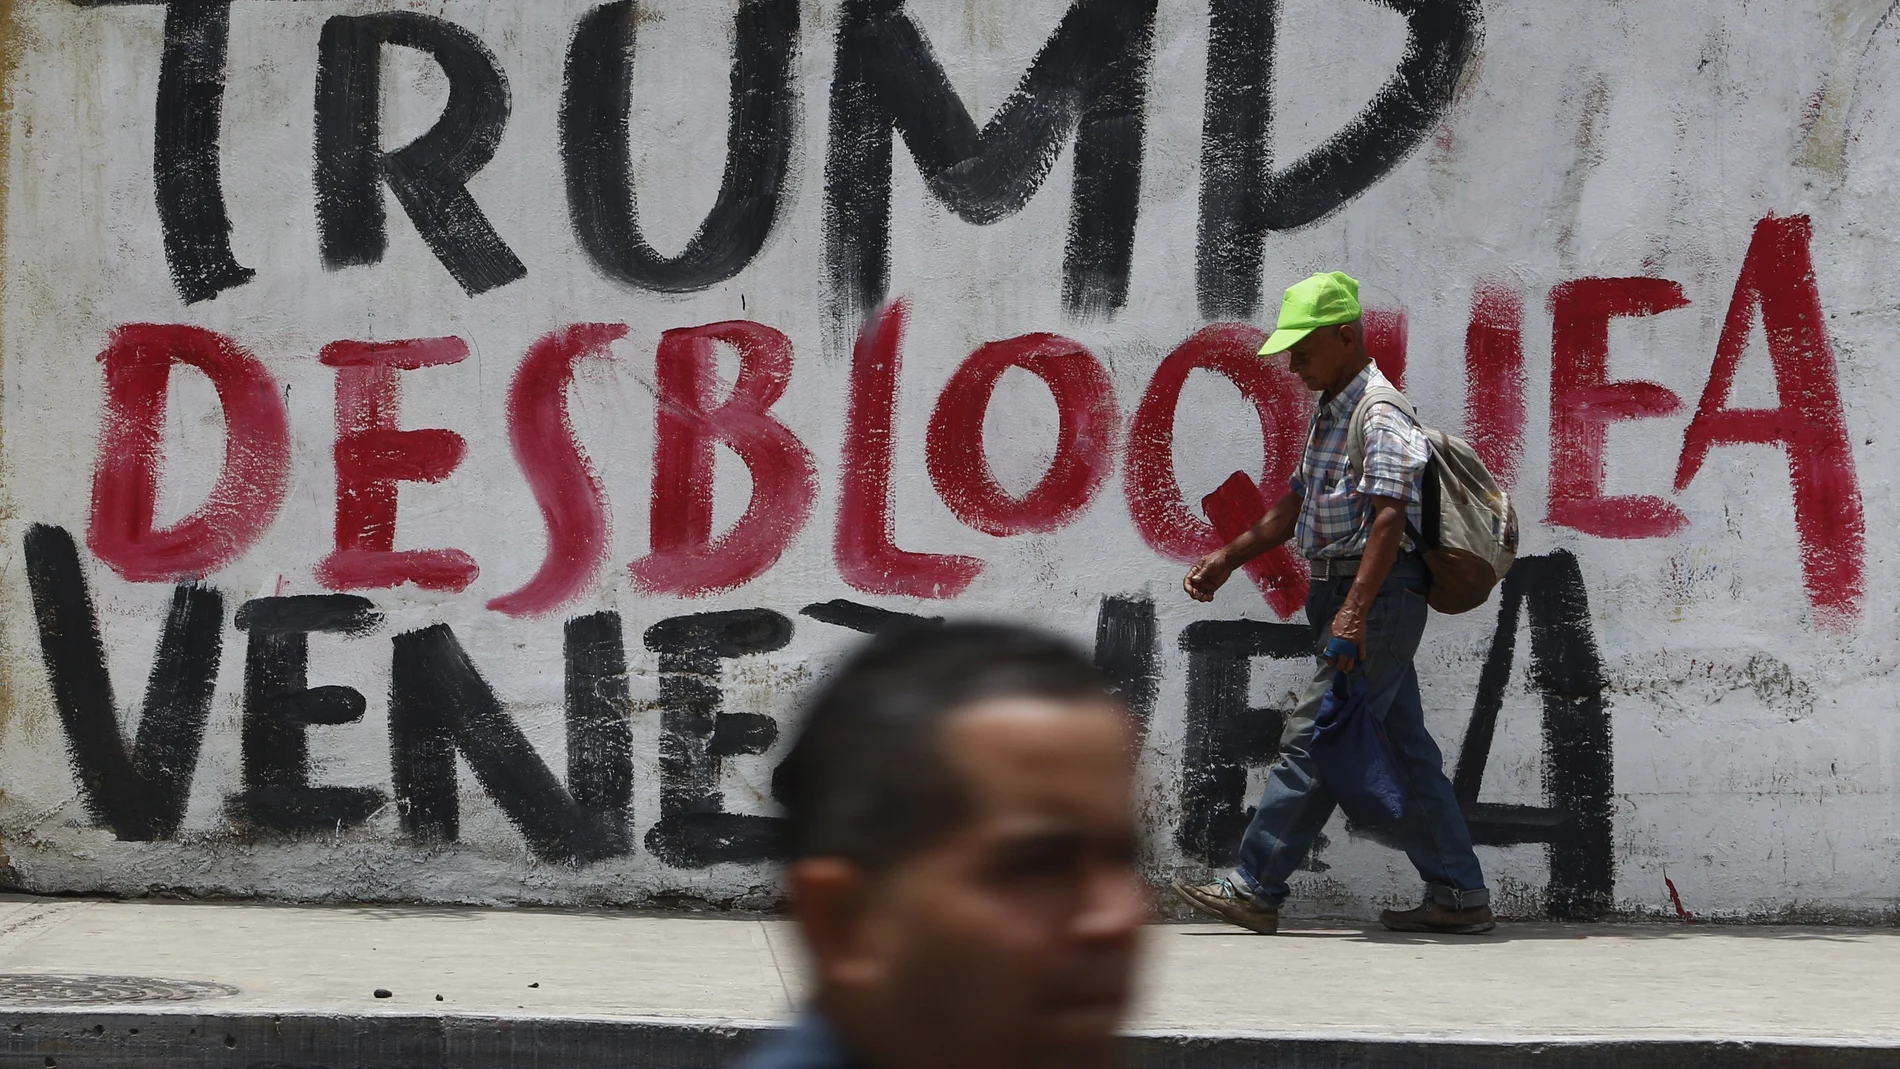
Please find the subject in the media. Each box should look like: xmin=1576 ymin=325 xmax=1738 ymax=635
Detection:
xmin=1169 ymin=921 xmax=1892 ymax=944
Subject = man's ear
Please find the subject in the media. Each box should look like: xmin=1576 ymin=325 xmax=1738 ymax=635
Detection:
xmin=1333 ymin=322 xmax=1360 ymax=348
xmin=788 ymin=857 xmax=882 ymax=988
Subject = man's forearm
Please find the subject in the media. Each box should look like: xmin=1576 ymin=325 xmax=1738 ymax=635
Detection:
xmin=1342 ymin=498 xmax=1407 ymax=613
xmin=1215 ymin=491 xmax=1302 ymax=569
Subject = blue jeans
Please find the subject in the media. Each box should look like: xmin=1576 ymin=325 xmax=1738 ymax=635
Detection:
xmin=1227 ymin=557 xmax=1490 ymax=910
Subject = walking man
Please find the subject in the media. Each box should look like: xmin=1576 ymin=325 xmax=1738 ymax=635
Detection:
xmin=1172 ymin=271 xmax=1495 ymax=935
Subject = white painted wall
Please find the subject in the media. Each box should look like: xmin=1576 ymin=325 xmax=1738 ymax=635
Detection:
xmin=1 ymin=0 xmax=1896 ymax=920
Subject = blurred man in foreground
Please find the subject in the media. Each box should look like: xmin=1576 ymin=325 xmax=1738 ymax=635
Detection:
xmin=738 ymin=623 xmax=1148 ymax=1069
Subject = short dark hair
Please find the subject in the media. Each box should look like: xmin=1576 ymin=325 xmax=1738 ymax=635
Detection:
xmin=774 ymin=621 xmax=1116 ymax=872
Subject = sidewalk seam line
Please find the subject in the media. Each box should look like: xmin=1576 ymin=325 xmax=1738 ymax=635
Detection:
xmin=0 ymin=900 xmax=94 ymax=962
xmin=759 ymin=920 xmax=794 ymax=1014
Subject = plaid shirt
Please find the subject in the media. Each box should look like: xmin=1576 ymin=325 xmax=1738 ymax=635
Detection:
xmin=1290 ymin=364 xmax=1427 ymax=560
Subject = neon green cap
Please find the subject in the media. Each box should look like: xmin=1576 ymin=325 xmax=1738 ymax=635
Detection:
xmin=1257 ymin=271 xmax=1363 ymax=355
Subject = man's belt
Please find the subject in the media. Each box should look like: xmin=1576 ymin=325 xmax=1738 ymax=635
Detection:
xmin=1308 ymin=556 xmax=1361 ymax=579
xmin=1308 ymin=552 xmax=1426 ymax=580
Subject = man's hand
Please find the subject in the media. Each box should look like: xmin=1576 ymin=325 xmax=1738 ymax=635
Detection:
xmin=1180 ymin=489 xmax=1302 ymax=603
xmin=1326 ymin=602 xmax=1368 ymax=671
xmin=1183 ymin=553 xmax=1233 ymax=602
xmin=1325 ymin=494 xmax=1407 ymax=671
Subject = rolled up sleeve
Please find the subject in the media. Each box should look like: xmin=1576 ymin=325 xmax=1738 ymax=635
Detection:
xmin=1358 ymin=404 xmax=1428 ymax=503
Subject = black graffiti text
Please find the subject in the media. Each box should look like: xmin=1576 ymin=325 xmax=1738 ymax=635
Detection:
xmin=98 ymin=0 xmax=1478 ymax=317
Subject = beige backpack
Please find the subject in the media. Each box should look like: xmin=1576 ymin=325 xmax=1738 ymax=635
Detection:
xmin=1346 ymin=384 xmax=1518 ymax=614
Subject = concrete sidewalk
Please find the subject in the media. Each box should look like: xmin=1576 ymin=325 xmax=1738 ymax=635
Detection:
xmin=0 ymin=894 xmax=1896 ymax=1067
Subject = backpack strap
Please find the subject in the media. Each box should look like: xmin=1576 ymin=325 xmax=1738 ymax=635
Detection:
xmin=1345 ymin=383 xmax=1418 ymax=480
xmin=1346 ymin=382 xmax=1429 ymax=550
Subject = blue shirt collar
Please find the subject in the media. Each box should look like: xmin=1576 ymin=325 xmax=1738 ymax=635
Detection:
xmin=735 ymin=1013 xmax=868 ymax=1069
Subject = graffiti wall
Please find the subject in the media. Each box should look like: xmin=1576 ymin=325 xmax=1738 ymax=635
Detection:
xmin=1 ymin=0 xmax=1896 ymax=920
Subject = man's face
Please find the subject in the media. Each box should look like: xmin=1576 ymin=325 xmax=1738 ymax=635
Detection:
xmin=1284 ymin=323 xmax=1358 ymax=393
xmin=826 ymin=698 xmax=1146 ymax=1069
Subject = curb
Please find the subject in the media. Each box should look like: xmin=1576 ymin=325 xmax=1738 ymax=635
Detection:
xmin=2 ymin=1012 xmax=758 ymax=1068
xmin=4 ymin=1012 xmax=1900 ymax=1068
xmin=1128 ymin=1031 xmax=1900 ymax=1069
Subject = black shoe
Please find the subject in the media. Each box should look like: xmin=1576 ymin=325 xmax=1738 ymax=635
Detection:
xmin=1172 ymin=877 xmax=1280 ymax=935
xmin=1379 ymin=901 xmax=1496 ymax=934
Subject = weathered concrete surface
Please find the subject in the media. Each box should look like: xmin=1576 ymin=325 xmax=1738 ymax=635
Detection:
xmin=1 ymin=0 xmax=1898 ymax=923
xmin=0 ymin=895 xmax=1897 ymax=1067
xmin=7 ymin=1014 xmax=1900 ymax=1069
